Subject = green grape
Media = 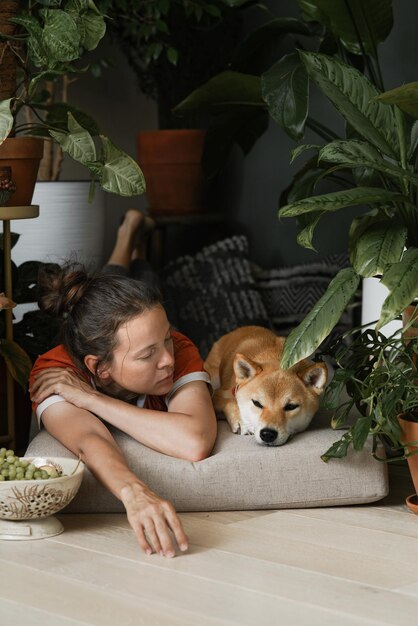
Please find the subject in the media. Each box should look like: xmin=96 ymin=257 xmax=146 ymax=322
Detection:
xmin=0 ymin=449 xmax=64 ymax=481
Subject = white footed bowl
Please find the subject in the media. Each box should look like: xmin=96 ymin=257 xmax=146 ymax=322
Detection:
xmin=0 ymin=457 xmax=84 ymax=521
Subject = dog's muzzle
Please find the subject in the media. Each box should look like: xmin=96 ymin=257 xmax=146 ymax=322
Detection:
xmin=259 ymin=428 xmax=278 ymax=444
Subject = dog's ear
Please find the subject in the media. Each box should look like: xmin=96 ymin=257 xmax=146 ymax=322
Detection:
xmin=298 ymin=362 xmax=327 ymax=394
xmin=233 ymin=353 xmax=262 ymax=383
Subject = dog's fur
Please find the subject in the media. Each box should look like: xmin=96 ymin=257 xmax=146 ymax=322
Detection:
xmin=204 ymin=326 xmax=328 ymax=446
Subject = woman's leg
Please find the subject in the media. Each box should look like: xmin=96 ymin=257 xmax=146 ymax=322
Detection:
xmin=103 ymin=210 xmax=158 ymax=288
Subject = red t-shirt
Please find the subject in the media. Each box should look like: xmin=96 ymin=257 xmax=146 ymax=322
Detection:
xmin=30 ymin=330 xmax=211 ymax=425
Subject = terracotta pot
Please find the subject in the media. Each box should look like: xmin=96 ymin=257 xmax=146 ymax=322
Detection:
xmin=0 ymin=137 xmax=44 ymax=206
xmin=136 ymin=130 xmax=208 ymax=216
xmin=398 ymin=412 xmax=418 ymax=503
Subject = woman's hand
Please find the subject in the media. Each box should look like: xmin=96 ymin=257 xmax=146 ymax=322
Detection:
xmin=30 ymin=367 xmax=98 ymax=409
xmin=120 ymin=482 xmax=189 ymax=558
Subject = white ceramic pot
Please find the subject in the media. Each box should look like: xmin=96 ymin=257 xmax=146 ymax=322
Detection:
xmin=9 ymin=180 xmax=105 ymax=269
xmin=361 ymin=276 xmax=402 ymax=337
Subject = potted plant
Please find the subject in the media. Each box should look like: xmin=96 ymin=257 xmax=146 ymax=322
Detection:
xmin=0 ymin=0 xmax=145 ymax=205
xmin=98 ymin=0 xmax=253 ymax=215
xmin=317 ymin=320 xmax=417 ymax=509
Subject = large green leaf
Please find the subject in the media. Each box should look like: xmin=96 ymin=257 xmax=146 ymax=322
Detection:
xmin=376 ymin=82 xmax=418 ymax=120
xmin=319 ymin=139 xmax=418 ymax=185
xmin=0 ymin=339 xmax=32 ymax=390
xmin=41 ymin=8 xmax=80 ymax=65
xmin=279 ymin=187 xmax=406 ymax=218
xmin=174 ymin=72 xmax=264 ymax=115
xmin=202 ymin=107 xmax=269 ymax=179
xmin=262 ymin=53 xmax=309 ymax=141
xmin=49 ymin=112 xmax=96 ymax=163
xmin=11 ymin=16 xmax=48 ymax=67
xmin=298 ymin=0 xmax=393 ymax=57
xmin=232 ymin=17 xmax=313 ymax=74
xmin=299 ymin=51 xmax=399 ymax=158
xmin=349 ymin=217 xmax=407 ymax=277
xmin=97 ymin=137 xmax=146 ymax=196
xmin=280 ymin=267 xmax=361 ymax=368
xmin=296 ymin=210 xmax=325 ymax=250
xmin=0 ymin=99 xmax=14 ymax=143
xmin=378 ymin=248 xmax=418 ymax=330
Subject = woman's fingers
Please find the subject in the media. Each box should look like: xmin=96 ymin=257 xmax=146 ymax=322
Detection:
xmin=122 ymin=484 xmax=188 ymax=558
xmin=165 ymin=507 xmax=189 ymax=552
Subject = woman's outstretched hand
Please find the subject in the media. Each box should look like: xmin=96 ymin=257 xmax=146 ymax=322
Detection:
xmin=120 ymin=482 xmax=189 ymax=558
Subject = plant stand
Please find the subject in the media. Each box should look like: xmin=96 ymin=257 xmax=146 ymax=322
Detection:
xmin=0 ymin=205 xmax=39 ymax=448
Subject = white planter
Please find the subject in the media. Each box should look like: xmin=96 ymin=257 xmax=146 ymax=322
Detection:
xmin=10 ymin=181 xmax=105 ymax=268
xmin=361 ymin=276 xmax=402 ymax=337
xmin=4 ymin=181 xmax=105 ymax=322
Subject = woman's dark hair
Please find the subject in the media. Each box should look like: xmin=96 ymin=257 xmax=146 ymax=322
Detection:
xmin=38 ymin=263 xmax=162 ymax=376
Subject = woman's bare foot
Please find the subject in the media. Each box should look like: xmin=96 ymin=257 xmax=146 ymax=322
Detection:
xmin=131 ymin=214 xmax=155 ymax=261
xmin=106 ymin=209 xmax=149 ymax=268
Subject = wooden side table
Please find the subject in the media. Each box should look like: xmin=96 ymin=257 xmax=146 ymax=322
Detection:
xmin=0 ymin=205 xmax=39 ymax=448
xmin=148 ymin=212 xmax=227 ymax=269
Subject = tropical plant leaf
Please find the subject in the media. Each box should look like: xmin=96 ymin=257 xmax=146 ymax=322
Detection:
xmin=290 ymin=144 xmax=321 ymax=164
xmin=375 ymin=82 xmax=418 ymax=120
xmin=298 ymin=0 xmax=393 ymax=57
xmin=280 ymin=268 xmax=360 ymax=368
xmin=262 ymin=53 xmax=309 ymax=141
xmin=173 ymin=71 xmax=264 ymax=115
xmin=319 ymin=139 xmax=418 ymax=185
xmin=352 ymin=414 xmax=373 ymax=450
xmin=378 ymin=248 xmax=418 ymax=330
xmin=49 ymin=112 xmax=96 ymax=163
xmin=0 ymin=99 xmax=14 ymax=144
xmin=11 ymin=15 xmax=48 ymax=67
xmin=40 ymin=8 xmax=80 ymax=65
xmin=296 ymin=210 xmax=325 ymax=250
xmin=202 ymin=107 xmax=269 ymax=179
xmin=299 ymin=51 xmax=399 ymax=157
xmin=279 ymin=187 xmax=407 ymax=218
xmin=98 ymin=137 xmax=146 ymax=196
xmin=349 ymin=217 xmax=407 ymax=277
xmin=0 ymin=339 xmax=32 ymax=390
xmin=232 ymin=17 xmax=313 ymax=74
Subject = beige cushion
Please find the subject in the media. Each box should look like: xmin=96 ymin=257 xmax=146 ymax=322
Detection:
xmin=25 ymin=411 xmax=388 ymax=512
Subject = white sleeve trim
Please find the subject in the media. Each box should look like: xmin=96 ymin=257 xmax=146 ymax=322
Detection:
xmin=165 ymin=371 xmax=211 ymax=406
xmin=36 ymin=395 xmax=66 ymax=427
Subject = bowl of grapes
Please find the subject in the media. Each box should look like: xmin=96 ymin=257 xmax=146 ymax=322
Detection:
xmin=0 ymin=448 xmax=84 ymax=540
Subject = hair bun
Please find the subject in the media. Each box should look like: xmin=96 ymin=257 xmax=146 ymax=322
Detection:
xmin=38 ymin=262 xmax=90 ymax=319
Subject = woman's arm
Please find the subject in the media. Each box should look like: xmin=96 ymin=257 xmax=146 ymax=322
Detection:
xmin=31 ymin=369 xmax=217 ymax=461
xmin=39 ymin=401 xmax=189 ymax=557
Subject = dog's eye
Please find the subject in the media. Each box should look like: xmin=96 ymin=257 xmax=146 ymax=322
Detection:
xmin=284 ymin=403 xmax=299 ymax=411
xmin=252 ymin=399 xmax=263 ymax=409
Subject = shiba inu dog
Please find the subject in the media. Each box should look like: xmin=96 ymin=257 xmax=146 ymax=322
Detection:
xmin=204 ymin=326 xmax=327 ymax=446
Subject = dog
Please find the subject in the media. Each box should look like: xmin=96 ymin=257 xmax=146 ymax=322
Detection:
xmin=204 ymin=326 xmax=328 ymax=446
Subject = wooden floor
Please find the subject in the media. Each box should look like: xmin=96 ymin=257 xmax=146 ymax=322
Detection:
xmin=1 ymin=462 xmax=418 ymax=626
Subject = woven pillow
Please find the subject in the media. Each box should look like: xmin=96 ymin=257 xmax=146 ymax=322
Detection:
xmin=161 ymin=235 xmax=271 ymax=357
xmin=253 ymin=253 xmax=356 ymax=347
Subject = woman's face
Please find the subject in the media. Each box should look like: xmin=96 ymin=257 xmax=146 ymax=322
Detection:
xmin=100 ymin=304 xmax=175 ymax=398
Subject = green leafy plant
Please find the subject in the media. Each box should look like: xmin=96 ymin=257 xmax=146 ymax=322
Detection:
xmin=0 ymin=0 xmax=145 ymax=196
xmin=319 ymin=318 xmax=418 ymax=462
xmin=175 ymin=0 xmax=394 ymax=177
xmin=98 ymin=0 xmax=253 ymax=128
xmin=277 ymin=51 xmax=418 ymax=368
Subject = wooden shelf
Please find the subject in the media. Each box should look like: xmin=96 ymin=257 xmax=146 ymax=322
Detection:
xmin=1 ymin=205 xmax=39 ymax=449
xmin=0 ymin=205 xmax=39 ymax=220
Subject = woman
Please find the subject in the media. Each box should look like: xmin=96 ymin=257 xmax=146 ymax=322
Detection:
xmin=29 ymin=210 xmax=217 ymax=558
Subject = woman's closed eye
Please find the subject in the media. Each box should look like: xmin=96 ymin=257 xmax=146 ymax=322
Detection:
xmin=137 ymin=347 xmax=156 ymax=360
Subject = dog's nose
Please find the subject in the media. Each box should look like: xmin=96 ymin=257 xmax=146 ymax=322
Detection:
xmin=259 ymin=428 xmax=278 ymax=443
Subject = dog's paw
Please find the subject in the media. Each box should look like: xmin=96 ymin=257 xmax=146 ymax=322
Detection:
xmin=231 ymin=423 xmax=241 ymax=434
xmin=240 ymin=424 xmax=254 ymax=436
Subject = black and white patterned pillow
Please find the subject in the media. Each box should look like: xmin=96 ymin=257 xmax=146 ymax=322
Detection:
xmin=161 ymin=236 xmax=271 ymax=357
xmin=252 ymin=253 xmax=357 ymax=348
